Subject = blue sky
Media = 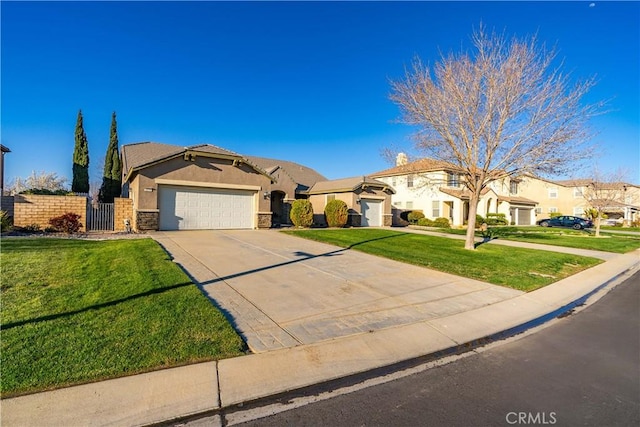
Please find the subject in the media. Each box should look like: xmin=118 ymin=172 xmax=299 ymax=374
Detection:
xmin=2 ymin=1 xmax=639 ymax=187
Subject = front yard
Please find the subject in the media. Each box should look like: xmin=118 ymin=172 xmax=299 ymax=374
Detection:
xmin=284 ymin=229 xmax=601 ymax=291
xmin=0 ymin=238 xmax=245 ymax=398
xmin=420 ymin=226 xmax=640 ymax=253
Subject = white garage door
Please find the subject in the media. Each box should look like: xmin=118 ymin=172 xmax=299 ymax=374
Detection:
xmin=517 ymin=208 xmax=532 ymax=226
xmin=361 ymin=199 xmax=382 ymax=227
xmin=158 ymin=185 xmax=254 ymax=230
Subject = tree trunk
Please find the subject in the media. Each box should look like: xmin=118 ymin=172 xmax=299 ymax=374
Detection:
xmin=464 ymin=192 xmax=481 ymax=250
xmin=595 ymin=213 xmax=601 ymax=237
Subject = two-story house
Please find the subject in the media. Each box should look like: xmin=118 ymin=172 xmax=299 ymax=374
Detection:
xmin=369 ymin=154 xmax=537 ymax=226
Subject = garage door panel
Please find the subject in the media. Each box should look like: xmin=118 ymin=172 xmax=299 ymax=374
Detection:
xmin=361 ymin=199 xmax=382 ymax=227
xmin=159 ymin=185 xmax=255 ymax=230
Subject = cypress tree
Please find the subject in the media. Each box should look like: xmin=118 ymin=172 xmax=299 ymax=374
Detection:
xmin=99 ymin=112 xmax=122 ymax=202
xmin=72 ymin=109 xmax=90 ymax=193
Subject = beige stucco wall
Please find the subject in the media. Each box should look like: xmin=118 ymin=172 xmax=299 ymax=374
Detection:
xmin=309 ymin=187 xmax=392 ymax=227
xmin=519 ymin=177 xmax=583 ymax=219
xmin=126 ymin=156 xmax=273 ymax=230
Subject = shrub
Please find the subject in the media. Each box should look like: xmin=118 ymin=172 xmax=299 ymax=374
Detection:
xmin=290 ymin=199 xmax=314 ymax=228
xmin=20 ymin=188 xmax=71 ymax=196
xmin=324 ymin=199 xmax=349 ymax=228
xmin=433 ymin=217 xmax=451 ymax=228
xmin=407 ymin=211 xmax=425 ymax=224
xmin=417 ymin=217 xmax=434 ymax=227
xmin=1 ymin=211 xmax=13 ymax=232
xmin=22 ymin=223 xmax=41 ymax=233
xmin=486 ymin=213 xmax=508 ymax=225
xmin=475 ymin=214 xmax=485 ymax=225
xmin=49 ymin=212 xmax=82 ymax=234
xmin=549 ymin=212 xmax=563 ymax=218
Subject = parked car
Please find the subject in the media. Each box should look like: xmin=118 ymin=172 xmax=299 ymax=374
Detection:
xmin=537 ymin=216 xmax=593 ymax=230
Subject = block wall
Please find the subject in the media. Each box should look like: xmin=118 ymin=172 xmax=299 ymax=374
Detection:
xmin=13 ymin=195 xmax=87 ymax=231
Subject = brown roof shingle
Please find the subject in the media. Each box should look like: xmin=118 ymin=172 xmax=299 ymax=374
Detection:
xmin=246 ymin=156 xmax=326 ymax=192
xmin=308 ymin=176 xmax=394 ymax=194
xmin=370 ymin=158 xmax=459 ymax=178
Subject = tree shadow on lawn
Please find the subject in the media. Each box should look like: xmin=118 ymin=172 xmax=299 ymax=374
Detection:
xmin=1 ymin=281 xmax=193 ymax=330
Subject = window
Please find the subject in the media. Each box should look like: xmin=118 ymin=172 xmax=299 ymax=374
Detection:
xmin=326 ymin=194 xmax=336 ymax=202
xmin=447 ymin=173 xmax=460 ymax=188
xmin=573 ymin=207 xmax=585 ymax=216
xmin=573 ymin=187 xmax=582 ymax=198
xmin=549 ymin=207 xmax=558 ymax=213
xmin=406 ymin=201 xmax=414 ymax=209
xmin=432 ymin=200 xmax=440 ymax=217
xmin=548 ymin=188 xmax=558 ymax=199
xmin=391 ymin=177 xmax=397 ymax=187
xmin=395 ymin=201 xmax=402 ymax=208
xmin=510 ymin=181 xmax=518 ymax=195
xmin=407 ymin=175 xmax=414 ymax=188
xmin=535 ymin=207 xmax=542 ymax=214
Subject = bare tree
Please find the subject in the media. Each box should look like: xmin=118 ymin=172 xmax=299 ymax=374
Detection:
xmin=390 ymin=25 xmax=604 ymax=249
xmin=8 ymin=171 xmax=68 ymax=194
xmin=575 ymin=167 xmax=636 ymax=237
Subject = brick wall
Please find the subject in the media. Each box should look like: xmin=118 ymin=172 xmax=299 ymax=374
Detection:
xmin=114 ymin=198 xmax=133 ymax=232
xmin=13 ymin=194 xmax=87 ymax=231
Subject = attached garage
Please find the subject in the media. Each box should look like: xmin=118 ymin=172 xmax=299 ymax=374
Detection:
xmin=158 ymin=185 xmax=255 ymax=230
xmin=360 ymin=199 xmax=383 ymax=227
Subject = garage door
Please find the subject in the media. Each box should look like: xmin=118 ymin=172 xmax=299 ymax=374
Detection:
xmin=361 ymin=199 xmax=382 ymax=227
xmin=517 ymin=208 xmax=532 ymax=225
xmin=158 ymin=185 xmax=255 ymax=230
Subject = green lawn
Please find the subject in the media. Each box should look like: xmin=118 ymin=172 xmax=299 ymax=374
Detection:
xmin=0 ymin=238 xmax=245 ymax=398
xmin=283 ymin=229 xmax=601 ymax=292
xmin=414 ymin=226 xmax=640 ymax=253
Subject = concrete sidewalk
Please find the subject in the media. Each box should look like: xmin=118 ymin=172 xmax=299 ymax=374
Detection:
xmin=2 ymin=231 xmax=638 ymax=427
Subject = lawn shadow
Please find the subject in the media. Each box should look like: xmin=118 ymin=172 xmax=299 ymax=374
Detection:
xmin=1 ymin=281 xmax=194 ymax=330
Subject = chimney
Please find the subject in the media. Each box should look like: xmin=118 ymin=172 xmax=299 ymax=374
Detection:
xmin=396 ymin=152 xmax=408 ymax=166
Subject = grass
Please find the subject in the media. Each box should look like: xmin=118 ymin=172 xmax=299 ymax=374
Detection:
xmin=414 ymin=226 xmax=640 ymax=253
xmin=283 ymin=229 xmax=601 ymax=292
xmin=0 ymin=238 xmax=245 ymax=397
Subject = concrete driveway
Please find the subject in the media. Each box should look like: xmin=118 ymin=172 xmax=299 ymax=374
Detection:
xmin=152 ymin=230 xmax=522 ymax=353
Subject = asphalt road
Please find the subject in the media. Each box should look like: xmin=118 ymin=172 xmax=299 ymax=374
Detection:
xmin=225 ymin=270 xmax=640 ymax=427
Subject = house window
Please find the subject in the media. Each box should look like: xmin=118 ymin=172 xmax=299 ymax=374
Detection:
xmin=447 ymin=173 xmax=460 ymax=188
xmin=326 ymin=194 xmax=336 ymax=202
xmin=549 ymin=207 xmax=558 ymax=213
xmin=406 ymin=201 xmax=414 ymax=209
xmin=432 ymin=200 xmax=440 ymax=217
xmin=395 ymin=201 xmax=403 ymax=208
xmin=407 ymin=175 xmax=414 ymax=188
xmin=573 ymin=207 xmax=584 ymax=216
xmin=535 ymin=207 xmax=542 ymax=214
xmin=548 ymin=188 xmax=558 ymax=199
xmin=391 ymin=177 xmax=397 ymax=187
xmin=510 ymin=181 xmax=518 ymax=195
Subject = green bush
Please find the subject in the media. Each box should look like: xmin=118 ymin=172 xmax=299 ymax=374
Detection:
xmin=433 ymin=217 xmax=451 ymax=228
xmin=407 ymin=211 xmax=425 ymax=224
xmin=476 ymin=214 xmax=485 ymax=225
xmin=22 ymin=223 xmax=41 ymax=233
xmin=417 ymin=217 xmax=434 ymax=227
xmin=49 ymin=212 xmax=82 ymax=233
xmin=1 ymin=211 xmax=12 ymax=232
xmin=324 ymin=199 xmax=349 ymax=228
xmin=549 ymin=212 xmax=563 ymax=218
xmin=20 ymin=188 xmax=71 ymax=196
xmin=290 ymin=199 xmax=314 ymax=228
xmin=486 ymin=213 xmax=508 ymax=225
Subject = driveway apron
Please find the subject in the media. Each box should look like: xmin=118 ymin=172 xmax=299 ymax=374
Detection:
xmin=152 ymin=230 xmax=523 ymax=353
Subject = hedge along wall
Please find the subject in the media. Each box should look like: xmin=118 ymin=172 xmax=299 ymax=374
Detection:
xmin=13 ymin=194 xmax=88 ymax=231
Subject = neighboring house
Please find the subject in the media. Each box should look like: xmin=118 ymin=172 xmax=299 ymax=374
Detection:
xmin=0 ymin=145 xmax=10 ymax=195
xmin=369 ymin=156 xmax=537 ymax=226
xmin=307 ymin=176 xmax=395 ymax=227
xmin=121 ymin=141 xmax=393 ymax=231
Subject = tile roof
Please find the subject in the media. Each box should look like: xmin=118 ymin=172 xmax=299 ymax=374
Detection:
xmin=497 ymin=195 xmax=538 ymax=205
xmin=370 ymin=158 xmax=459 ymax=177
xmin=308 ymin=176 xmax=394 ymax=194
xmin=121 ymin=142 xmax=185 ymax=173
xmin=438 ymin=187 xmax=492 ymax=199
xmin=246 ymin=156 xmax=327 ymax=191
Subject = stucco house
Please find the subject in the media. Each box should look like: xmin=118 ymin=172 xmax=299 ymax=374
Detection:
xmin=307 ymin=176 xmax=395 ymax=227
xmin=369 ymin=156 xmax=537 ymax=226
xmin=121 ymin=142 xmax=395 ymax=231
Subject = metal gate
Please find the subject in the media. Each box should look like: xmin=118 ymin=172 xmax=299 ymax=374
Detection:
xmin=87 ymin=203 xmax=114 ymax=231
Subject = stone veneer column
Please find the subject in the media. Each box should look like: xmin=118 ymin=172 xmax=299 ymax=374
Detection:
xmin=136 ymin=210 xmax=159 ymax=231
xmin=257 ymin=212 xmax=272 ymax=229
